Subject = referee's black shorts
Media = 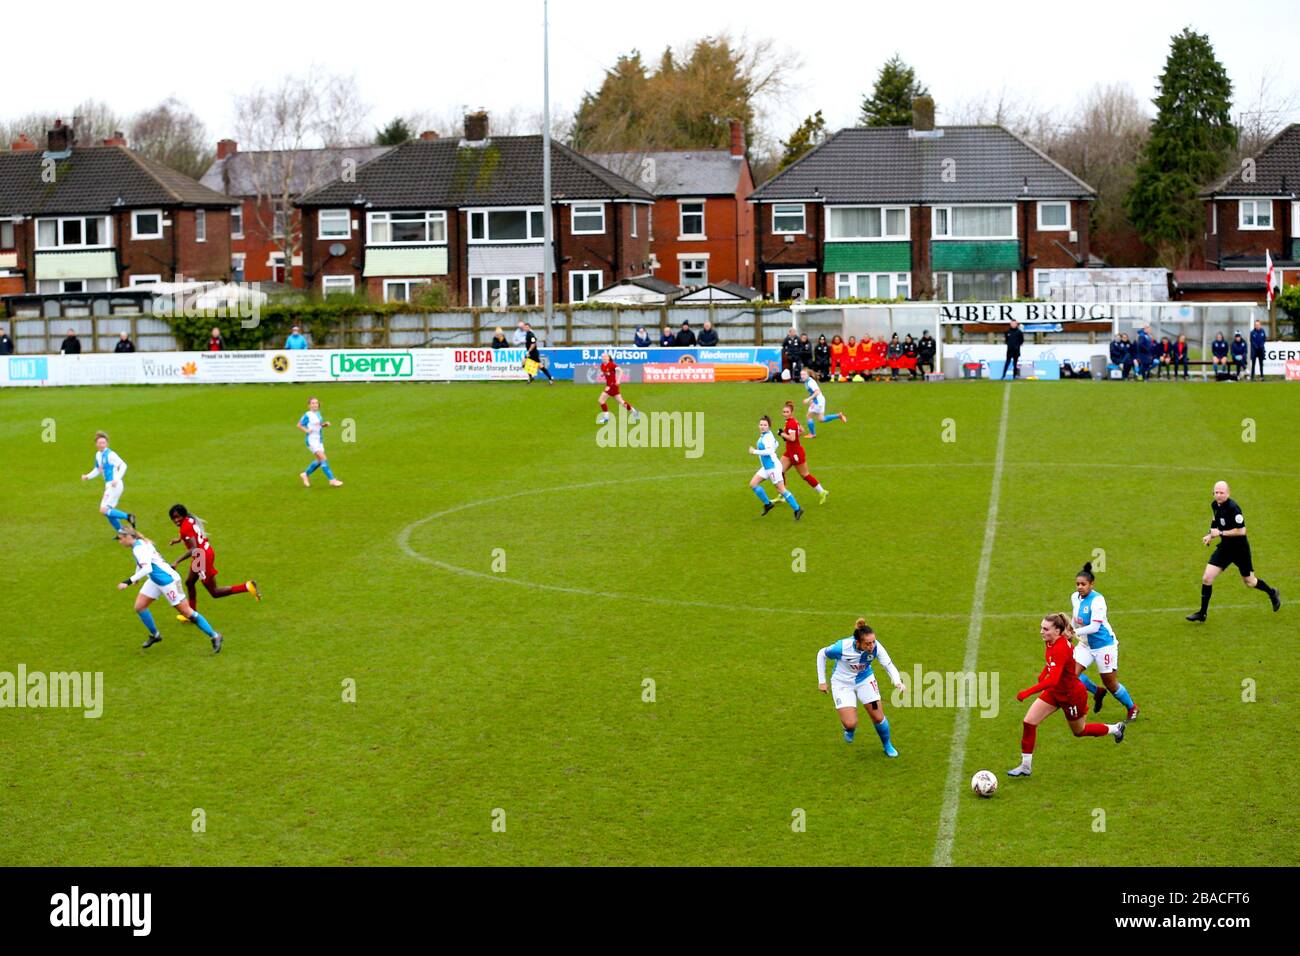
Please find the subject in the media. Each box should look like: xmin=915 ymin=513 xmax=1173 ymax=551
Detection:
xmin=1209 ymin=540 xmax=1253 ymax=576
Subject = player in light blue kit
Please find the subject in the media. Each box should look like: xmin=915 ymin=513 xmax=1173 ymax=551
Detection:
xmin=80 ymin=430 xmax=135 ymax=534
xmin=748 ymin=415 xmax=802 ymax=520
xmin=116 ymin=526 xmax=224 ymax=653
xmin=816 ymin=618 xmax=906 ymax=756
xmin=298 ymin=397 xmax=343 ymax=487
xmin=1071 ymin=561 xmax=1139 ymax=721
xmin=800 ymin=368 xmax=846 ymax=437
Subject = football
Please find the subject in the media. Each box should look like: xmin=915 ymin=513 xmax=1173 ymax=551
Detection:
xmin=971 ymin=770 xmax=998 ymax=798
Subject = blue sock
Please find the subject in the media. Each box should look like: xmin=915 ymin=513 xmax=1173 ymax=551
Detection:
xmin=107 ymin=508 xmax=130 ymax=520
xmin=106 ymin=513 xmax=123 ymax=531
xmin=1112 ymin=684 xmax=1134 ymax=709
xmin=806 ymin=418 xmax=816 ymax=436
xmin=305 ymin=461 xmax=321 ymax=475
xmin=844 ymin=727 xmax=855 ymax=742
xmin=781 ymin=490 xmax=800 ymax=510
xmin=874 ymin=718 xmax=892 ymax=748
xmin=1079 ymin=673 xmax=1100 ymax=694
xmin=189 ymin=612 xmax=216 ymax=638
xmin=137 ymin=608 xmax=157 ymax=634
xmin=752 ymin=486 xmax=772 ymax=505
xmin=320 ymin=460 xmax=336 ymax=480
xmin=824 ymin=413 xmax=841 ymax=423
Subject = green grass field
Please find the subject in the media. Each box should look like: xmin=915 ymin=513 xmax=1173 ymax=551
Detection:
xmin=1 ymin=378 xmax=1296 ymax=866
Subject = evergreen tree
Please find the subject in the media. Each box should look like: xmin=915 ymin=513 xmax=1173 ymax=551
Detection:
xmin=1126 ymin=27 xmax=1236 ymax=267
xmin=859 ymin=55 xmax=929 ymax=127
xmin=375 ymin=117 xmax=414 ymax=146
xmin=779 ymin=111 xmax=826 ymax=169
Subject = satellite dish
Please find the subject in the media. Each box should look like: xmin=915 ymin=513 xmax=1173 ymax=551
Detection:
xmin=328 ymin=243 xmax=346 ymax=257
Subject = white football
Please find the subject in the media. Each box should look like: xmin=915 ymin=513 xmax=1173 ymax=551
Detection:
xmin=971 ymin=770 xmax=998 ymax=798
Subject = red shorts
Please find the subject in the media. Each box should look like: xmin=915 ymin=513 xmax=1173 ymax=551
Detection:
xmin=603 ymin=383 xmax=621 ymax=397
xmin=189 ymin=548 xmax=218 ymax=580
xmin=1040 ymin=684 xmax=1088 ymax=720
xmin=784 ymin=448 xmax=806 ymax=467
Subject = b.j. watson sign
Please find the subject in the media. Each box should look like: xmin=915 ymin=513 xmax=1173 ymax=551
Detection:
xmin=939 ymin=303 xmax=1117 ymax=324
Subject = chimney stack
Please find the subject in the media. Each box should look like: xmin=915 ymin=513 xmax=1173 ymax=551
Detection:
xmin=216 ymin=139 xmax=238 ymax=160
xmin=911 ymin=96 xmax=936 ymax=133
xmin=419 ymin=130 xmax=439 ymax=141
xmin=102 ymin=131 xmax=127 ymax=147
xmin=10 ymin=133 xmax=37 ymax=152
xmin=47 ymin=119 xmax=74 ymax=153
xmin=464 ymin=111 xmax=489 ymax=143
xmin=729 ymin=119 xmax=745 ymax=157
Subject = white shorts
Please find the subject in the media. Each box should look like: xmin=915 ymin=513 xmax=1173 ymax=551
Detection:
xmin=810 ymin=399 xmax=826 ymax=416
xmin=1074 ymin=639 xmax=1119 ymax=675
xmin=99 ymin=481 xmax=124 ymax=510
xmin=141 ymin=576 xmax=185 ymax=607
xmin=831 ymin=677 xmax=881 ymax=709
xmin=307 ymin=438 xmax=325 ymax=456
xmin=753 ymin=464 xmax=784 ymax=486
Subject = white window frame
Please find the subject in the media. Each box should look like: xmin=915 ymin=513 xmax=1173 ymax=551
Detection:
xmin=128 ymin=274 xmax=162 ymax=287
xmin=319 ymin=209 xmax=352 ymax=240
xmin=1035 ymin=201 xmax=1070 ymax=232
xmin=1292 ymin=201 xmax=1299 ymax=238
xmin=931 ymin=270 xmax=1018 ymax=301
xmin=195 ymin=209 xmax=206 ymax=243
xmin=383 ymin=278 xmax=432 ymax=303
xmin=1239 ymin=198 xmax=1273 ymax=230
xmin=630 ymin=205 xmax=637 ymax=238
xmin=679 ymin=257 xmax=708 ymax=287
xmin=834 ymin=272 xmax=911 ymax=300
xmin=0 ymin=219 xmax=15 ymax=249
xmin=231 ymin=253 xmax=246 ymax=278
xmin=470 ymin=274 xmax=539 ymax=307
xmin=826 ymin=205 xmax=909 ymax=242
xmin=131 ymin=209 xmax=163 ymax=240
xmin=231 ymin=204 xmax=244 ymax=239
xmin=322 ymin=274 xmax=356 ymax=296
xmin=772 ymin=203 xmax=806 ymax=235
xmin=36 ymin=215 xmax=113 ymax=251
xmin=1211 ymin=202 xmax=1217 ymax=235
xmin=930 ymin=204 xmax=1017 ymax=240
xmin=568 ymin=269 xmax=602 ymax=302
xmin=271 ymin=199 xmax=289 ymax=239
xmin=467 ymin=207 xmax=545 ymax=244
xmin=367 ymin=210 xmax=447 ymax=245
xmin=772 ymin=271 xmax=811 ymax=301
xmin=1033 ymin=268 xmax=1050 ymax=298
xmin=678 ymin=200 xmax=706 ymax=239
xmin=37 ymin=277 xmax=113 ymax=294
xmin=570 ymin=203 xmax=606 ymax=235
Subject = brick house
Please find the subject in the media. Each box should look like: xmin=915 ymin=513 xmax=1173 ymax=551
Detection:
xmin=747 ymin=107 xmax=1096 ymax=301
xmin=296 ymin=113 xmax=655 ymax=305
xmin=200 ymin=140 xmax=391 ymax=287
xmin=1199 ymin=123 xmax=1299 ymax=289
xmin=0 ymin=122 xmax=236 ymax=297
xmin=587 ymin=120 xmax=755 ymax=289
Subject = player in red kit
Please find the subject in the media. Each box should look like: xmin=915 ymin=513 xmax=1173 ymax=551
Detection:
xmin=1007 ymin=612 xmax=1127 ymax=778
xmin=168 ymin=504 xmax=260 ymax=622
xmin=779 ymin=401 xmax=828 ymax=504
xmin=597 ymin=352 xmax=639 ymax=424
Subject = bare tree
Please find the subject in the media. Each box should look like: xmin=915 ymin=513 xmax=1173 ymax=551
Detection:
xmin=231 ymin=70 xmax=370 ymax=281
xmin=129 ymin=98 xmax=213 ymax=178
xmin=1233 ymin=65 xmax=1300 ymax=161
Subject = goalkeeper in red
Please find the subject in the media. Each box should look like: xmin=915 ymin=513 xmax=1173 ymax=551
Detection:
xmin=1007 ymin=612 xmax=1127 ymax=778
xmin=597 ymin=352 xmax=639 ymax=425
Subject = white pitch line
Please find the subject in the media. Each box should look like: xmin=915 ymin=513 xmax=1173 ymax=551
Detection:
xmin=933 ymin=383 xmax=1012 ymax=868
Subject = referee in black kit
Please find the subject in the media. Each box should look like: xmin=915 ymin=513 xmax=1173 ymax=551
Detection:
xmin=1187 ymin=480 xmax=1281 ymax=622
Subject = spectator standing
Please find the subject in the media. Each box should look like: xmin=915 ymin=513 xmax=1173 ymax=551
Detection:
xmin=1249 ymin=319 xmax=1267 ymax=380
xmin=60 ymin=328 xmax=82 ymax=354
xmin=511 ymin=320 xmax=528 ymax=347
xmin=0 ymin=326 xmax=13 ymax=355
xmin=633 ymin=326 xmax=651 ymax=348
xmin=917 ymin=330 xmax=936 ymax=375
xmin=490 ymin=327 xmax=509 ymax=349
xmin=697 ymin=320 xmax=719 ymax=347
xmin=813 ymin=335 xmax=830 ymax=380
xmin=1135 ymin=326 xmax=1155 ymax=380
xmin=781 ymin=328 xmax=802 ymax=379
xmin=285 ymin=326 xmax=309 ymax=350
xmin=114 ymin=331 xmax=135 ymax=353
xmin=797 ymin=332 xmax=813 ymax=373
xmin=674 ymin=321 xmax=697 ymax=347
xmin=1174 ymin=335 xmax=1190 ymax=379
xmin=1000 ymin=320 xmax=1024 ymax=379
xmin=659 ymin=326 xmax=675 ymax=347
xmin=208 ymin=327 xmax=225 ymax=351
xmin=1230 ymin=333 xmax=1248 ymax=379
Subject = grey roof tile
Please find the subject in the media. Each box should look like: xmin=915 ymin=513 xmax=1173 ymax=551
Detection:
xmin=750 ymin=126 xmax=1095 ymax=203
xmin=200 ymin=146 xmax=392 ymax=197
xmin=586 ymin=149 xmax=743 ymax=196
xmin=1201 ymin=124 xmax=1300 ymax=197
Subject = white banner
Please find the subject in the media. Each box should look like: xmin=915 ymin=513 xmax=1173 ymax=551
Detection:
xmin=0 ymin=348 xmax=531 ymax=387
xmin=943 ymin=343 xmax=1106 ymax=367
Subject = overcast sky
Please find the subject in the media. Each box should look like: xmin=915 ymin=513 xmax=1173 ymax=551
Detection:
xmin=6 ymin=0 xmax=1299 ymax=148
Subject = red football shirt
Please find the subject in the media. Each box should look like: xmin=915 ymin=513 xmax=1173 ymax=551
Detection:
xmin=1019 ymin=637 xmax=1080 ymax=700
xmin=600 ymin=360 xmax=618 ymax=388
xmin=179 ymin=516 xmax=214 ymax=556
xmin=782 ymin=417 xmax=805 ymax=455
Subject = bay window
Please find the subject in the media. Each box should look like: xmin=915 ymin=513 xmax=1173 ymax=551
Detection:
xmin=37 ymin=215 xmax=111 ymax=250
xmin=368 ymin=210 xmax=446 ymax=244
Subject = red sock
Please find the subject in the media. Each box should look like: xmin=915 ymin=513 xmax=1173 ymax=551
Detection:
xmin=230 ymin=582 xmax=248 ymax=595
xmin=1020 ymin=722 xmax=1037 ymax=754
xmin=1081 ymin=723 xmax=1109 ymax=737
xmin=803 ymin=473 xmax=819 ymax=488
xmin=600 ymin=401 xmax=608 ymax=412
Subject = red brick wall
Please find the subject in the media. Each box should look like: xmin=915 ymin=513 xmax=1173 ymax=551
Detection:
xmin=233 ymin=197 xmax=305 ymax=285
xmin=755 ymin=201 xmax=821 ymax=295
xmin=648 ymin=195 xmax=749 ymax=287
xmin=1022 ymin=198 xmax=1091 ymax=292
xmin=176 ymin=208 xmax=232 ymax=281
xmin=1204 ymin=198 xmax=1289 ymax=265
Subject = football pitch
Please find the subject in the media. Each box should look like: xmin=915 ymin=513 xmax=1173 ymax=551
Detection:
xmin=1 ymin=379 xmax=1296 ymax=866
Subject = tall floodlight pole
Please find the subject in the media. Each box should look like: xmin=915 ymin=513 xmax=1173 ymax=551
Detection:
xmin=541 ymin=0 xmax=554 ymax=344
